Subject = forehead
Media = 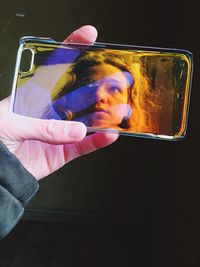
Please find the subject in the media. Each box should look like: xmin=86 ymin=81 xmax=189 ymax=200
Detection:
xmin=82 ymin=63 xmax=130 ymax=84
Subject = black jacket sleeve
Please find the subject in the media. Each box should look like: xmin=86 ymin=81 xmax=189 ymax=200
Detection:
xmin=0 ymin=141 xmax=39 ymax=240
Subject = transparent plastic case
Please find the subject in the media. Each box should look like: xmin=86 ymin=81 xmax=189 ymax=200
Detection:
xmin=10 ymin=36 xmax=193 ymax=140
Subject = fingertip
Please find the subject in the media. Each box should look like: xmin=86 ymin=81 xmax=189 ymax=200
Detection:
xmin=80 ymin=25 xmax=98 ymax=41
xmin=67 ymin=122 xmax=87 ymax=141
xmin=101 ymin=132 xmax=119 ymax=144
xmin=90 ymin=132 xmax=119 ymax=149
xmin=64 ymin=25 xmax=98 ymax=44
xmin=78 ymin=122 xmax=87 ymax=139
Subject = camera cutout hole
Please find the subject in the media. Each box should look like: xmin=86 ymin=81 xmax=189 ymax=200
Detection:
xmin=20 ymin=49 xmax=34 ymax=73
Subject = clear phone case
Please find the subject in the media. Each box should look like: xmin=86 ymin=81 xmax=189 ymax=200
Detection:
xmin=10 ymin=36 xmax=193 ymax=140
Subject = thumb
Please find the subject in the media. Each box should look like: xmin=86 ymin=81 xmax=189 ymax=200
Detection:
xmin=1 ymin=113 xmax=87 ymax=144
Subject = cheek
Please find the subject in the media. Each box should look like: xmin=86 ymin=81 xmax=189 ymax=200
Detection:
xmin=109 ymin=93 xmax=128 ymax=105
xmin=109 ymin=104 xmax=129 ymax=119
xmin=119 ymin=89 xmax=129 ymax=103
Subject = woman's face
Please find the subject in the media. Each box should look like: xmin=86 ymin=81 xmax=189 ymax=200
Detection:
xmin=74 ymin=63 xmax=133 ymax=128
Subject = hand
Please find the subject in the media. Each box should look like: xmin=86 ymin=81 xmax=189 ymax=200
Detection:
xmin=0 ymin=25 xmax=118 ymax=181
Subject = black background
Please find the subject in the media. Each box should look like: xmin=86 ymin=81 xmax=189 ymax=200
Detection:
xmin=0 ymin=0 xmax=199 ymax=266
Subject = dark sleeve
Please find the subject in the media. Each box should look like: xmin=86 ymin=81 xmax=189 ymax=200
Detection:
xmin=0 ymin=141 xmax=39 ymax=240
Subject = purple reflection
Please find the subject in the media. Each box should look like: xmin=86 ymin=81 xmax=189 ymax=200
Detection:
xmin=14 ymin=47 xmax=84 ymax=117
xmin=41 ymin=48 xmax=82 ymax=65
xmin=43 ymin=70 xmax=133 ymax=129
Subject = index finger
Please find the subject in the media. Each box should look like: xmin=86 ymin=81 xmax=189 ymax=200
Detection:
xmin=63 ymin=25 xmax=98 ymax=44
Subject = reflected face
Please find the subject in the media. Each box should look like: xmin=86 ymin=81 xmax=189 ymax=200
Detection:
xmin=75 ymin=63 xmax=133 ymax=127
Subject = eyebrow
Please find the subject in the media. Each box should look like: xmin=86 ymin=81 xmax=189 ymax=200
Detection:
xmin=103 ymin=78 xmax=123 ymax=87
xmin=81 ymin=72 xmax=130 ymax=88
xmin=81 ymin=77 xmax=123 ymax=87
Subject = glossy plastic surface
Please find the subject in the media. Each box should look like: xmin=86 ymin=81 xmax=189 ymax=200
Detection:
xmin=10 ymin=37 xmax=193 ymax=140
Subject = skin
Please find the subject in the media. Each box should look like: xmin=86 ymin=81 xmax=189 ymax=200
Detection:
xmin=0 ymin=25 xmax=118 ymax=181
xmin=74 ymin=64 xmax=131 ymax=127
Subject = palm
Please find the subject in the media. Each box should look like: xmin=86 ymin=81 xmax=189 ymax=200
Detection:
xmin=0 ymin=97 xmax=118 ymax=180
xmin=15 ymin=140 xmax=68 ymax=179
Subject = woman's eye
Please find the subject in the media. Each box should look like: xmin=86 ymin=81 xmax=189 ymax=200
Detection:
xmin=108 ymin=86 xmax=121 ymax=94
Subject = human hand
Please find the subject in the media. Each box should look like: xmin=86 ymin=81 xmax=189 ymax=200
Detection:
xmin=0 ymin=25 xmax=119 ymax=181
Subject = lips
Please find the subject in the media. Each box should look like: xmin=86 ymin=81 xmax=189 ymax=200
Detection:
xmin=71 ymin=103 xmax=109 ymax=119
xmin=93 ymin=107 xmax=108 ymax=113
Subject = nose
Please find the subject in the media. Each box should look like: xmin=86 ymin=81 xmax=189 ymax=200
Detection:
xmin=94 ymin=84 xmax=108 ymax=103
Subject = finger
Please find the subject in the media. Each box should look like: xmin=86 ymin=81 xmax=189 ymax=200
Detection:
xmin=64 ymin=132 xmax=119 ymax=162
xmin=1 ymin=113 xmax=87 ymax=144
xmin=63 ymin=25 xmax=98 ymax=44
xmin=0 ymin=96 xmax=10 ymax=112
